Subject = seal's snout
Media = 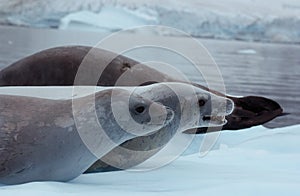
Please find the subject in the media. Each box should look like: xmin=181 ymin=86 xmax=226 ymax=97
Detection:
xmin=209 ymin=97 xmax=234 ymax=116
xmin=129 ymin=98 xmax=174 ymax=127
xmin=199 ymin=95 xmax=234 ymax=127
xmin=225 ymin=98 xmax=234 ymax=115
xmin=148 ymin=103 xmax=174 ymax=126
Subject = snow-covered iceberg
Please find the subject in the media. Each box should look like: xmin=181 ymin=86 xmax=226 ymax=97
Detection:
xmin=0 ymin=0 xmax=300 ymax=43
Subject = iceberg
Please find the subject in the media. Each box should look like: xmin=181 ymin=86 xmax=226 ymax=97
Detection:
xmin=0 ymin=0 xmax=300 ymax=43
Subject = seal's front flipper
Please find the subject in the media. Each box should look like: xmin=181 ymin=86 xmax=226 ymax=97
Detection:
xmin=184 ymin=96 xmax=283 ymax=134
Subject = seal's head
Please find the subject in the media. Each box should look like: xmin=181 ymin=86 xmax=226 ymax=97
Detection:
xmin=92 ymin=89 xmax=174 ymax=141
xmin=193 ymin=89 xmax=234 ymax=127
xmin=134 ymin=82 xmax=234 ymax=131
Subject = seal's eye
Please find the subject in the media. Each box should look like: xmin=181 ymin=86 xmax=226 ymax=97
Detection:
xmin=198 ymin=99 xmax=206 ymax=107
xmin=135 ymin=106 xmax=146 ymax=114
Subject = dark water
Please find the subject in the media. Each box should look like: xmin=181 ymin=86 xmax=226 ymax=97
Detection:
xmin=203 ymin=40 xmax=300 ymax=128
xmin=0 ymin=25 xmax=299 ymax=128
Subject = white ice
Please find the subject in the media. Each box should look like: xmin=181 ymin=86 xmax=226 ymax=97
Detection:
xmin=0 ymin=0 xmax=299 ymax=43
xmin=0 ymin=124 xmax=299 ymax=195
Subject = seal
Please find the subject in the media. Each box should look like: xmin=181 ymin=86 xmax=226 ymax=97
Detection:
xmin=0 ymin=88 xmax=174 ymax=185
xmin=0 ymin=46 xmax=283 ymax=132
xmin=85 ymin=82 xmax=234 ymax=172
xmin=0 ymin=83 xmax=234 ymax=174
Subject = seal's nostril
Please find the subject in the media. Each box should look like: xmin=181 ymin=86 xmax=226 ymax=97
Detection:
xmin=198 ymin=99 xmax=206 ymax=107
xmin=135 ymin=106 xmax=145 ymax=114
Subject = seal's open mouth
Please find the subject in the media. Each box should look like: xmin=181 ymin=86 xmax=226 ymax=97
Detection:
xmin=203 ymin=115 xmax=227 ymax=126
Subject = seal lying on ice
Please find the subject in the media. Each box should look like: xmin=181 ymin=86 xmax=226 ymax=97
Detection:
xmin=0 ymin=83 xmax=234 ymax=174
xmin=0 ymin=88 xmax=174 ymax=185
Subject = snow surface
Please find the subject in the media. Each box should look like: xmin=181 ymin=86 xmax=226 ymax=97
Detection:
xmin=0 ymin=0 xmax=300 ymax=43
xmin=0 ymin=124 xmax=299 ymax=195
xmin=0 ymin=87 xmax=299 ymax=195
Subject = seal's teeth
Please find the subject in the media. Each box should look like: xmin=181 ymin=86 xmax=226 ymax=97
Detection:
xmin=211 ymin=116 xmax=219 ymax=121
xmin=203 ymin=115 xmax=226 ymax=123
